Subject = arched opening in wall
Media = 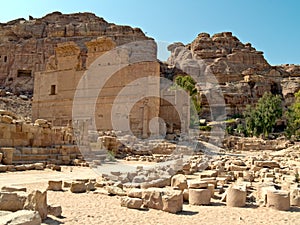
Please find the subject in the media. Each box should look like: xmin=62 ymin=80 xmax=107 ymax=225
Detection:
xmin=8 ymin=77 xmax=13 ymax=82
xmin=4 ymin=56 xmax=7 ymax=63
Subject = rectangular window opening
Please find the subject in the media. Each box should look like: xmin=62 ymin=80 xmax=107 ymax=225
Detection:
xmin=50 ymin=85 xmax=56 ymax=95
xmin=17 ymin=69 xmax=32 ymax=77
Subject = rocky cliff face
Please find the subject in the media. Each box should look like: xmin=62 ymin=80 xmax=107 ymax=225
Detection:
xmin=0 ymin=12 xmax=150 ymax=94
xmin=166 ymin=32 xmax=300 ymax=118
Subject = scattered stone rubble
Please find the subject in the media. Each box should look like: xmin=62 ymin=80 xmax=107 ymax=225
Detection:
xmin=0 ymin=140 xmax=298 ymax=225
xmin=38 ymin=140 xmax=299 ymax=216
xmin=0 ymin=185 xmax=62 ymax=224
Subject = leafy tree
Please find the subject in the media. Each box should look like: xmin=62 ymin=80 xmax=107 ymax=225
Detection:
xmin=174 ymin=75 xmax=201 ymax=127
xmin=175 ymin=75 xmax=201 ymax=113
xmin=175 ymin=75 xmax=197 ymax=96
xmin=285 ymin=90 xmax=300 ymax=138
xmin=244 ymin=92 xmax=282 ymax=137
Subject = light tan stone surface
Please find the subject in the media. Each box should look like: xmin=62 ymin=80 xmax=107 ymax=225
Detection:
xmin=0 ymin=165 xmax=299 ymax=225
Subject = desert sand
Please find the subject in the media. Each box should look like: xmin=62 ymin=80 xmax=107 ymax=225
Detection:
xmin=1 ymin=166 xmax=299 ymax=225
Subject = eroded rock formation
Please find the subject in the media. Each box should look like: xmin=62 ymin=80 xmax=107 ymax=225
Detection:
xmin=166 ymin=32 xmax=300 ymax=117
xmin=0 ymin=11 xmax=150 ymax=94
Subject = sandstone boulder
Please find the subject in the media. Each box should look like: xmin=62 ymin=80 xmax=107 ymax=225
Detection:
xmin=86 ymin=180 xmax=96 ymax=192
xmin=106 ymin=186 xmax=126 ymax=196
xmin=0 ymin=165 xmax=7 ymax=172
xmin=24 ymin=190 xmax=48 ymax=220
xmin=0 ymin=210 xmax=41 ymax=225
xmin=33 ymin=163 xmax=44 ymax=170
xmin=47 ymin=180 xmax=63 ymax=191
xmin=267 ymin=190 xmax=290 ymax=211
xmin=127 ymin=188 xmax=143 ymax=199
xmin=188 ymin=180 xmax=208 ymax=189
xmin=189 ymin=188 xmax=211 ymax=205
xmin=0 ymin=192 xmax=28 ymax=211
xmin=142 ymin=188 xmax=164 ymax=210
xmin=70 ymin=181 xmax=86 ymax=193
xmin=140 ymin=177 xmax=171 ymax=189
xmin=1 ymin=186 xmax=27 ymax=192
xmin=290 ymin=188 xmax=300 ymax=206
xmin=226 ymin=185 xmax=247 ymax=207
xmin=120 ymin=197 xmax=143 ymax=209
xmin=0 ymin=148 xmax=14 ymax=165
xmin=47 ymin=204 xmax=62 ymax=217
xmin=162 ymin=190 xmax=183 ymax=213
xmin=254 ymin=161 xmax=280 ymax=169
xmin=171 ymin=174 xmax=188 ymax=191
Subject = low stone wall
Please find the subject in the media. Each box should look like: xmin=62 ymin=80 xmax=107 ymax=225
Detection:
xmin=0 ymin=145 xmax=81 ymax=165
xmin=0 ymin=118 xmax=74 ymax=147
xmin=223 ymin=136 xmax=291 ymax=151
xmin=0 ymin=113 xmax=80 ymax=165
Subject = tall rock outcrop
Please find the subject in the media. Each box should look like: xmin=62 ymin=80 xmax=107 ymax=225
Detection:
xmin=166 ymin=32 xmax=300 ymax=118
xmin=0 ymin=12 xmax=151 ymax=94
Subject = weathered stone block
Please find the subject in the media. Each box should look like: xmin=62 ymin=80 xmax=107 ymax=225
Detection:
xmin=142 ymin=188 xmax=164 ymax=210
xmin=24 ymin=190 xmax=48 ymax=220
xmin=1 ymin=186 xmax=27 ymax=192
xmin=47 ymin=180 xmax=63 ymax=191
xmin=0 ymin=147 xmax=14 ymax=165
xmin=162 ymin=190 xmax=183 ymax=213
xmin=106 ymin=186 xmax=126 ymax=196
xmin=254 ymin=161 xmax=280 ymax=169
xmin=120 ymin=197 xmax=143 ymax=209
xmin=267 ymin=190 xmax=290 ymax=211
xmin=189 ymin=188 xmax=211 ymax=205
xmin=128 ymin=188 xmax=143 ymax=199
xmin=226 ymin=185 xmax=246 ymax=207
xmin=171 ymin=174 xmax=188 ymax=191
xmin=0 ymin=165 xmax=7 ymax=172
xmin=48 ymin=204 xmax=62 ymax=217
xmin=70 ymin=181 xmax=86 ymax=193
xmin=188 ymin=180 xmax=208 ymax=189
xmin=0 ymin=191 xmax=28 ymax=211
xmin=0 ymin=210 xmax=42 ymax=225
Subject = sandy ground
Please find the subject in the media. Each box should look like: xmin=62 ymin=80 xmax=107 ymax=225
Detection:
xmin=0 ymin=167 xmax=299 ymax=225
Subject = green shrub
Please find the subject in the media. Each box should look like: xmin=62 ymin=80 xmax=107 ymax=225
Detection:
xmin=285 ymin=90 xmax=300 ymax=138
xmin=244 ymin=92 xmax=282 ymax=138
xmin=199 ymin=125 xmax=212 ymax=131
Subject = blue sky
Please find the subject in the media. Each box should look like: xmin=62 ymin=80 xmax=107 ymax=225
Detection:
xmin=0 ymin=0 xmax=299 ymax=65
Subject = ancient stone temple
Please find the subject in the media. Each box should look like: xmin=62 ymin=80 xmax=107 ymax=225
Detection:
xmin=32 ymin=38 xmax=163 ymax=138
